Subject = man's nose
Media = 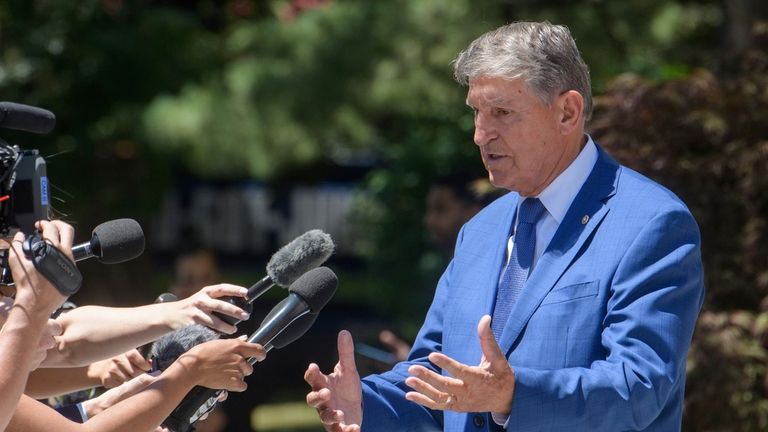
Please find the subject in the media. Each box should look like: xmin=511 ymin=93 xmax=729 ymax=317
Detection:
xmin=473 ymin=113 xmax=496 ymax=147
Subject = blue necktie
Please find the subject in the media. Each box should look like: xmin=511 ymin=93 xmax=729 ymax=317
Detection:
xmin=491 ymin=198 xmax=547 ymax=339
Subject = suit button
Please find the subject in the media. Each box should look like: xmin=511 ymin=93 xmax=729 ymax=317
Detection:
xmin=473 ymin=414 xmax=485 ymax=428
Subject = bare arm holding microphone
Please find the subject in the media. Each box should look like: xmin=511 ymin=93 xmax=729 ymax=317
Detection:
xmin=0 ymin=221 xmax=70 ymax=430
xmin=43 ymin=228 xmax=334 ymax=368
xmin=42 ymin=283 xmax=252 ymax=367
xmin=7 ymin=337 xmax=266 ymax=432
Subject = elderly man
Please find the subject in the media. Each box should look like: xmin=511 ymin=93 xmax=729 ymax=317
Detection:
xmin=306 ymin=21 xmax=704 ymax=431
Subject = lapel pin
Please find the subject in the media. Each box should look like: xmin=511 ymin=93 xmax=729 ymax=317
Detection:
xmin=581 ymin=215 xmax=589 ymax=225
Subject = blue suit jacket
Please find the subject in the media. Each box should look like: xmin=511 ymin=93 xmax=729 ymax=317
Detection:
xmin=360 ymin=145 xmax=705 ymax=431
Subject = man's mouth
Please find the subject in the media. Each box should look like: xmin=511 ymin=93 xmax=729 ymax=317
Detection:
xmin=487 ymin=153 xmax=505 ymax=160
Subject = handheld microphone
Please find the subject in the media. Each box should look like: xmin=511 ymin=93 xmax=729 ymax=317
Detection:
xmin=214 ymin=229 xmax=334 ymax=326
xmin=137 ymin=293 xmax=179 ymax=358
xmin=0 ymin=102 xmax=56 ymax=134
xmin=163 ymin=266 xmax=338 ymax=432
xmin=71 ymin=218 xmax=145 ymax=264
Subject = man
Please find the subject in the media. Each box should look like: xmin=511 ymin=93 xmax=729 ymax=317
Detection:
xmin=305 ymin=21 xmax=704 ymax=431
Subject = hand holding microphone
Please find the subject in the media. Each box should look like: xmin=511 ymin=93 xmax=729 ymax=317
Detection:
xmin=213 ymin=229 xmax=334 ymax=327
xmin=159 ymin=266 xmax=338 ymax=432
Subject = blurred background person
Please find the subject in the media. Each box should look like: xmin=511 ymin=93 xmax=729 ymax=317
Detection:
xmin=378 ymin=173 xmax=502 ymax=363
xmin=168 ymin=235 xmax=228 ymax=432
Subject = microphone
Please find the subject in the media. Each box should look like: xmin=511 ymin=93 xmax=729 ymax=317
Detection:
xmin=137 ymin=293 xmax=179 ymax=358
xmin=71 ymin=218 xmax=145 ymax=264
xmin=163 ymin=266 xmax=338 ymax=432
xmin=0 ymin=102 xmax=56 ymax=134
xmin=214 ymin=229 xmax=334 ymax=326
xmin=148 ymin=324 xmax=219 ymax=372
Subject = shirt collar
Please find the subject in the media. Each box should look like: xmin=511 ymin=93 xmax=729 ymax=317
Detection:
xmin=529 ymin=135 xmax=598 ymax=224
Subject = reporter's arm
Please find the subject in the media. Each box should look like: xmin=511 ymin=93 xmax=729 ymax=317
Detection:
xmin=43 ymin=284 xmax=250 ymax=367
xmin=0 ymin=223 xmax=69 ymax=430
xmin=24 ymin=366 xmax=97 ymax=399
xmin=7 ymin=338 xmax=265 ymax=432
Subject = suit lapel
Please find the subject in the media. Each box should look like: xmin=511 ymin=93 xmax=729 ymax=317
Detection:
xmin=497 ymin=147 xmax=621 ymax=354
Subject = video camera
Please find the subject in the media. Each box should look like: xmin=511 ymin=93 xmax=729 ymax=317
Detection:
xmin=0 ymin=101 xmax=55 ymax=237
xmin=0 ymin=102 xmax=81 ymax=296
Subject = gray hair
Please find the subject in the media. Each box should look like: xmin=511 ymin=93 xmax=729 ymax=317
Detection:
xmin=453 ymin=22 xmax=592 ymax=121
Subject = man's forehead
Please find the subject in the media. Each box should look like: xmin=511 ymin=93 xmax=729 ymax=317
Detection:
xmin=466 ymin=77 xmax=527 ymax=105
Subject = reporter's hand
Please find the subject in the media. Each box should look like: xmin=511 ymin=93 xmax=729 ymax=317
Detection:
xmin=88 ymin=349 xmax=152 ymax=388
xmin=176 ymin=337 xmax=265 ymax=391
xmin=30 ymin=319 xmax=63 ymax=370
xmin=3 ymin=220 xmax=75 ymax=313
xmin=82 ymin=371 xmax=160 ymax=418
xmin=171 ymin=284 xmax=251 ymax=334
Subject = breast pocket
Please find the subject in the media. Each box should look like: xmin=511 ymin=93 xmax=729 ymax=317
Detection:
xmin=540 ymin=280 xmax=599 ymax=305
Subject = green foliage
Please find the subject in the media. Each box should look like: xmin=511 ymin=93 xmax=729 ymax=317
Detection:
xmin=590 ymin=45 xmax=768 ymax=429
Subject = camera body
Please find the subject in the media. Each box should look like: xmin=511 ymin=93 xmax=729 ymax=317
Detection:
xmin=0 ymin=101 xmax=55 ymax=237
xmin=0 ymin=102 xmax=67 ymax=290
xmin=0 ymin=145 xmax=50 ymax=237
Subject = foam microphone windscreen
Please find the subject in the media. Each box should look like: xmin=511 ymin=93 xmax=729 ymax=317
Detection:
xmin=93 ymin=218 xmax=145 ymax=264
xmin=266 ymin=230 xmax=334 ymax=287
xmin=149 ymin=325 xmax=218 ymax=372
xmin=289 ymin=266 xmax=338 ymax=313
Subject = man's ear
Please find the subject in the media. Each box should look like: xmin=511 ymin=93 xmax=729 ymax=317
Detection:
xmin=556 ymin=90 xmax=584 ymax=135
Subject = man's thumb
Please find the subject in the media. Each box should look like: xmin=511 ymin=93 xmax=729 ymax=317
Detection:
xmin=337 ymin=330 xmax=358 ymax=371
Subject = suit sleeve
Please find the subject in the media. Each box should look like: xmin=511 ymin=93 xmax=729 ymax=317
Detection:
xmin=358 ymin=228 xmax=469 ymax=431
xmin=508 ymin=208 xmax=705 ymax=431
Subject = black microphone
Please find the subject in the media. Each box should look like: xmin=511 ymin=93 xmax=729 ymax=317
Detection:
xmin=163 ymin=266 xmax=338 ymax=432
xmin=71 ymin=218 xmax=145 ymax=264
xmin=214 ymin=229 xmax=334 ymax=326
xmin=0 ymin=102 xmax=56 ymax=134
xmin=137 ymin=293 xmax=179 ymax=358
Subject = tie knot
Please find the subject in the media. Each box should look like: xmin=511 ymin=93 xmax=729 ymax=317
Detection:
xmin=518 ymin=198 xmax=547 ymax=224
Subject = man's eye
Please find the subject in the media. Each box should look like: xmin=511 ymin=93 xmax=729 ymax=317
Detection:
xmin=495 ymin=109 xmax=510 ymax=116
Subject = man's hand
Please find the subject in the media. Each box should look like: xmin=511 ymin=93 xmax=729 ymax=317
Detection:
xmin=404 ymin=315 xmax=515 ymax=415
xmin=305 ymin=330 xmax=363 ymax=432
xmin=171 ymin=284 xmax=251 ymax=334
xmin=88 ymin=349 xmax=151 ymax=388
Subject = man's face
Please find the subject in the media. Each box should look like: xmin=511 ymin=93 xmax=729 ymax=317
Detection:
xmin=467 ymin=76 xmax=567 ymax=196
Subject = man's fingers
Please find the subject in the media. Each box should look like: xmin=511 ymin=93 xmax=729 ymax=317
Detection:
xmin=304 ymin=363 xmax=329 ymax=390
xmin=317 ymin=407 xmax=344 ymax=424
xmin=404 ymin=390 xmax=441 ymax=410
xmin=306 ymin=387 xmax=331 ymax=408
xmin=477 ymin=315 xmax=507 ymax=369
xmin=337 ymin=330 xmax=357 ymax=372
xmin=427 ymin=352 xmax=472 ymax=379
xmin=404 ymin=375 xmax=444 ymax=403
